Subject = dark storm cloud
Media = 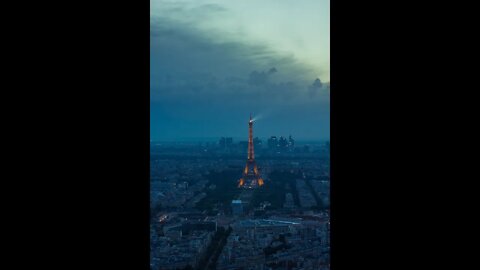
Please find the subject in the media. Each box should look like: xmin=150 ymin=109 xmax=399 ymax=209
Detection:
xmin=312 ymin=78 xmax=323 ymax=88
xmin=248 ymin=68 xmax=277 ymax=86
xmin=150 ymin=5 xmax=329 ymax=140
xmin=308 ymin=78 xmax=324 ymax=98
xmin=198 ymin=3 xmax=227 ymax=12
xmin=150 ymin=13 xmax=321 ymax=103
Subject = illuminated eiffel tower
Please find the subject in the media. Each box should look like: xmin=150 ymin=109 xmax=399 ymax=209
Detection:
xmin=238 ymin=114 xmax=264 ymax=188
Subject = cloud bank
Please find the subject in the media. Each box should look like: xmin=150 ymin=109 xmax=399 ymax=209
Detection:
xmin=150 ymin=1 xmax=330 ymax=140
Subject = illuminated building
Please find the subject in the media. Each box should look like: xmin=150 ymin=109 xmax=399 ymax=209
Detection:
xmin=238 ymin=114 xmax=264 ymax=188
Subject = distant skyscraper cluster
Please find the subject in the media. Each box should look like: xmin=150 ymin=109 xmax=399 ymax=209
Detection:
xmin=219 ymin=137 xmax=234 ymax=149
xmin=267 ymin=135 xmax=295 ymax=153
xmin=218 ymin=134 xmax=304 ymax=154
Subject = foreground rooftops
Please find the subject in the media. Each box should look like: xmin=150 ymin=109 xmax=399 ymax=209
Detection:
xmin=235 ymin=219 xmax=301 ymax=227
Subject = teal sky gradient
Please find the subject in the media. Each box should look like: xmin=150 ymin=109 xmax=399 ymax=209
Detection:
xmin=150 ymin=0 xmax=330 ymax=141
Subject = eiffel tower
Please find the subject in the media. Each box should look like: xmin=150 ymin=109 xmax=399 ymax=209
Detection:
xmin=238 ymin=114 xmax=264 ymax=188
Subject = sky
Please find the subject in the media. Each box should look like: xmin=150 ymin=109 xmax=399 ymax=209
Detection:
xmin=151 ymin=0 xmax=330 ymax=141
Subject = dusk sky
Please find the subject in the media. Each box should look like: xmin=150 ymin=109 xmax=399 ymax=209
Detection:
xmin=151 ymin=0 xmax=330 ymax=141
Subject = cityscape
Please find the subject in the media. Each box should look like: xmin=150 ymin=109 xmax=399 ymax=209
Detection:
xmin=151 ymin=1 xmax=330 ymax=269
xmin=150 ymin=116 xmax=330 ymax=270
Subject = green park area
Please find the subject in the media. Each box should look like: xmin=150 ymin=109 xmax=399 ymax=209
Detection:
xmin=250 ymin=170 xmax=301 ymax=210
xmin=196 ymin=169 xmax=304 ymax=213
xmin=195 ymin=169 xmax=242 ymax=214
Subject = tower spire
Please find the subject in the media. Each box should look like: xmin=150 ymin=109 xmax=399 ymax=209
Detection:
xmin=239 ymin=114 xmax=263 ymax=188
xmin=248 ymin=114 xmax=254 ymax=160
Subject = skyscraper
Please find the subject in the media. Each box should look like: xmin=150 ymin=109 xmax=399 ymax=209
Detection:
xmin=253 ymin=137 xmax=262 ymax=149
xmin=279 ymin=136 xmax=288 ymax=152
xmin=268 ymin=136 xmax=278 ymax=150
xmin=219 ymin=137 xmax=226 ymax=148
xmin=226 ymin=137 xmax=233 ymax=148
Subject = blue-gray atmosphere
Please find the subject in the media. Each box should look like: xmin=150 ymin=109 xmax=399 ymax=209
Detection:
xmin=150 ymin=1 xmax=330 ymax=269
xmin=151 ymin=0 xmax=330 ymax=141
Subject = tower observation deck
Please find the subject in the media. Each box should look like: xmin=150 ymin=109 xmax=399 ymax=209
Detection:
xmin=238 ymin=114 xmax=264 ymax=188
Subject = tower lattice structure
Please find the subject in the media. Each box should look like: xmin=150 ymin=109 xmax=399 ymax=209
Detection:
xmin=238 ymin=114 xmax=264 ymax=188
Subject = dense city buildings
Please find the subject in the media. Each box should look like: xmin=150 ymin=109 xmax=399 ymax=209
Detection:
xmin=231 ymin=200 xmax=243 ymax=217
xmin=150 ymin=135 xmax=330 ymax=270
xmin=151 ymin=0 xmax=330 ymax=268
xmin=150 ymin=119 xmax=330 ymax=270
xmin=217 ymin=217 xmax=329 ymax=270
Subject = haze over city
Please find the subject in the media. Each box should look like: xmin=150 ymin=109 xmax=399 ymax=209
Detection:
xmin=150 ymin=0 xmax=330 ymax=141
